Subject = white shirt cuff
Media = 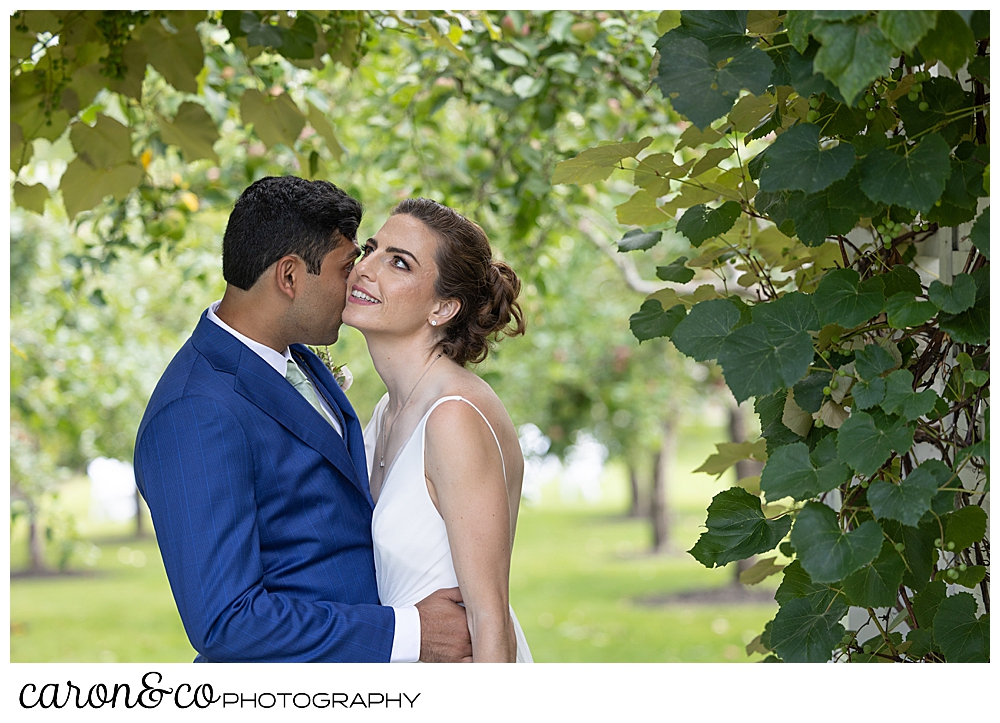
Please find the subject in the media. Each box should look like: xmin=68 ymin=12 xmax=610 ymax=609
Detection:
xmin=389 ymin=606 xmax=421 ymax=663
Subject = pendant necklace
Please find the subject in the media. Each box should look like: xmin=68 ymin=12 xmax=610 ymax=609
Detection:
xmin=380 ymin=353 xmax=443 ymax=469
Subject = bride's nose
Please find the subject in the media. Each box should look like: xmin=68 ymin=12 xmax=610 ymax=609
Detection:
xmin=352 ymin=252 xmax=375 ymax=280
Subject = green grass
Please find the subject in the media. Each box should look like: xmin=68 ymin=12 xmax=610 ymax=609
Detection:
xmin=11 ymin=421 xmax=778 ymax=662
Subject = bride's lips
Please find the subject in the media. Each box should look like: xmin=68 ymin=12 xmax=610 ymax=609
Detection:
xmin=349 ymin=284 xmax=382 ymax=305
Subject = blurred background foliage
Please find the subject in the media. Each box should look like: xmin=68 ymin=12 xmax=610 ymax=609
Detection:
xmin=10 ymin=10 xmax=772 ymax=662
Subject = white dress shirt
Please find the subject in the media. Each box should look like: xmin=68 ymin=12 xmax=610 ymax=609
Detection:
xmin=205 ymin=301 xmax=421 ymax=662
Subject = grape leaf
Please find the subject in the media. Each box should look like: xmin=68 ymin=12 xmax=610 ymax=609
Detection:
xmin=937 ymin=266 xmax=989 ymax=345
xmin=629 ymin=300 xmax=686 ymax=343
xmin=880 ymin=265 xmax=923 ymax=298
xmin=851 ymin=376 xmax=885 ymax=410
xmin=854 ymin=343 xmax=896 ymax=381
xmin=552 ymin=137 xmax=654 ymax=185
xmin=689 ymin=487 xmax=792 ymax=568
xmin=882 ymin=519 xmax=939 ymax=593
xmin=770 ymin=596 xmax=846 ymax=663
xmin=969 ymin=207 xmax=989 ymax=259
xmin=670 ymin=298 xmax=742 ymax=361
xmin=858 ymin=133 xmax=952 ymax=214
xmin=880 ymin=369 xmax=939 ymax=421
xmin=912 ymin=579 xmax=947 ymax=628
xmin=791 ymin=502 xmax=884 ymax=584
xmin=877 ymin=10 xmax=939 ymax=52
xmin=717 ymin=323 xmax=814 ymax=402
xmin=241 ymin=89 xmax=306 ymax=150
xmin=943 ymin=506 xmax=987 ymax=551
xmin=812 ymin=18 xmax=896 ymax=106
xmin=656 ymin=257 xmax=696 ymax=283
xmin=933 ymin=592 xmax=989 ymax=662
xmin=868 ymin=459 xmax=950 ymax=527
xmin=813 ymin=268 xmax=885 ymax=328
xmin=918 ymin=11 xmax=976 ymax=74
xmin=760 ymin=440 xmax=851 ymax=503
xmin=158 ymin=102 xmax=220 ymax=164
xmin=842 ymin=540 xmax=906 ymax=608
xmin=758 ymin=123 xmax=855 ymax=194
xmin=836 ymin=410 xmax=914 ymax=477
xmin=618 ymin=228 xmax=663 ymax=252
xmin=928 ymin=274 xmax=977 ymax=314
xmin=676 ymin=201 xmax=742 ymax=247
xmin=885 ymin=292 xmax=937 ymax=329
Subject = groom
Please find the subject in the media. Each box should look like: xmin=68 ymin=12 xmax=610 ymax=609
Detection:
xmin=134 ymin=176 xmax=471 ymax=662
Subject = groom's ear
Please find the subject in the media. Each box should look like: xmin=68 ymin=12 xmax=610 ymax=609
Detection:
xmin=430 ymin=298 xmax=460 ymax=326
xmin=274 ymin=255 xmax=302 ymax=300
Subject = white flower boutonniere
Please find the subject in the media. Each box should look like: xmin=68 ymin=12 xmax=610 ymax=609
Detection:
xmin=311 ymin=346 xmax=353 ymax=391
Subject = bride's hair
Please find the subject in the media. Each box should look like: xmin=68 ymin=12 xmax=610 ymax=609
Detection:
xmin=391 ymin=198 xmax=526 ymax=366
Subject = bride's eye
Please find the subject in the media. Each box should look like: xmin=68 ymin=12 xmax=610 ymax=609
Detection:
xmin=392 ymin=256 xmax=410 ymax=271
xmin=362 ymin=243 xmax=374 ymax=257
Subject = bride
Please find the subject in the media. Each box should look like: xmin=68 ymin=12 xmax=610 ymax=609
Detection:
xmin=343 ymin=198 xmax=532 ymax=663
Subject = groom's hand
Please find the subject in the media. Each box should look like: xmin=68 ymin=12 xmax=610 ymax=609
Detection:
xmin=415 ymin=587 xmax=473 ymax=662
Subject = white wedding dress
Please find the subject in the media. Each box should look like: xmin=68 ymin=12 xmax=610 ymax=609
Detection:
xmin=364 ymin=394 xmax=533 ymax=662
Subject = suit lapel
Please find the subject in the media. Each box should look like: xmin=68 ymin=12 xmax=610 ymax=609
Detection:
xmin=191 ymin=314 xmax=368 ymax=502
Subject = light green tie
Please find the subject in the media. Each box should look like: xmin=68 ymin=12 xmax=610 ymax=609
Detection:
xmin=285 ymin=358 xmax=336 ymax=429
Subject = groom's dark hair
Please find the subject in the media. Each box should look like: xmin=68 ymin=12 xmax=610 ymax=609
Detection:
xmin=222 ymin=176 xmax=363 ymax=290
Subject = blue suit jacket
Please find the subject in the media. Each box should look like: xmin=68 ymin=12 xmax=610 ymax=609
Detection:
xmin=134 ymin=312 xmax=394 ymax=662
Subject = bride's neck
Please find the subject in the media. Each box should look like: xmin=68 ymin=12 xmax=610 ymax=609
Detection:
xmin=365 ymin=332 xmax=445 ymax=410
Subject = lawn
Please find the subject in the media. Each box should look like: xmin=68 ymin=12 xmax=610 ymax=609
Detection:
xmin=11 ymin=420 xmax=778 ymax=663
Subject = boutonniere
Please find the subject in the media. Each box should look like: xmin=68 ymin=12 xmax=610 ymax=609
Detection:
xmin=311 ymin=346 xmax=353 ymax=391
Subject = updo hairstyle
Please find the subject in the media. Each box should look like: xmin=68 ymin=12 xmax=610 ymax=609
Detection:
xmin=391 ymin=198 xmax=526 ymax=366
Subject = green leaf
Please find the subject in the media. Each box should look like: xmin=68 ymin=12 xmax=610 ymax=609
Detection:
xmin=739 ymin=556 xmax=785 ymax=585
xmin=943 ymin=506 xmax=987 ymax=551
xmin=241 ymin=89 xmax=306 ymax=150
xmin=793 ymin=372 xmax=831 ymax=414
xmin=656 ymin=10 xmax=682 ymax=35
xmin=896 ymin=77 xmax=975 ymax=149
xmin=12 ymin=182 xmax=50 ymax=215
xmin=756 ymin=391 xmax=802 ymax=453
xmin=717 ymin=323 xmax=814 ymax=402
xmin=785 ymin=186 xmax=859 ymax=246
xmin=280 ymin=16 xmax=318 ymax=60
xmin=770 ymin=596 xmax=846 ymax=663
xmin=306 ymin=102 xmax=344 ymax=160
xmin=59 ymin=158 xmax=143 ymax=220
xmin=141 ymin=15 xmax=204 ymax=94
xmin=653 ymin=33 xmax=774 ymax=129
xmin=675 ymin=201 xmax=742 ymax=247
xmin=690 ymin=147 xmax=736 ymax=177
xmin=854 ymin=343 xmax=896 ymax=381
xmin=813 ymin=268 xmax=885 ymax=328
xmin=812 ymin=18 xmax=895 ymax=106
xmin=670 ymin=298 xmax=742 ymax=362
xmin=905 ymin=628 xmax=937 ymax=659
xmin=158 ymin=102 xmax=220 ymax=164
xmin=784 ymin=11 xmax=822 ymax=54
xmin=868 ymin=459 xmax=950 ymax=527
xmin=618 ymin=228 xmax=663 ymax=252
xmin=858 ymin=133 xmax=951 ymax=215
xmin=885 ymin=292 xmax=937 ymax=329
xmin=912 ymin=579 xmax=947 ymax=628
xmin=842 ymin=540 xmax=906 ymax=608
xmin=935 ymin=564 xmax=987 ymax=589
xmin=656 ymin=257 xmax=695 ymax=283
xmin=877 ymin=10 xmax=938 ymax=52
xmin=932 ymin=592 xmax=989 ymax=662
xmin=880 ymin=369 xmax=939 ymax=421
xmin=918 ymin=11 xmax=976 ymax=74
xmin=760 ymin=440 xmax=851 ymax=502
xmin=836 ymin=410 xmax=913 ymax=476
xmin=694 ymin=439 xmax=768 ymax=477
xmin=495 ymin=47 xmax=529 ymax=67
xmin=752 ymin=291 xmax=821 ymax=336
xmin=615 ymin=190 xmax=672 ymax=227
xmin=758 ymin=124 xmax=855 ymax=195
xmin=851 ymin=377 xmax=886 ymax=410
xmin=928 ymin=274 xmax=977 ymax=314
xmin=552 ymin=138 xmax=653 ymax=185
xmin=880 ymin=265 xmax=923 ymax=298
xmin=775 ymin=560 xmax=848 ymax=616
xmin=969 ymin=206 xmax=989 ymax=260
xmin=790 ymin=502 xmax=884 ymax=583
xmin=688 ymin=487 xmax=792 ymax=568
xmin=882 ymin=519 xmax=939 ymax=593
xmin=629 ymin=300 xmax=686 ymax=343
xmin=937 ymin=266 xmax=989 ymax=345
xmin=727 ymin=94 xmax=774 ymax=134
xmin=70 ymin=114 xmax=134 ymax=170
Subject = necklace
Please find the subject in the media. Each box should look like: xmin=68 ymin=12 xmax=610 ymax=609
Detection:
xmin=380 ymin=353 xmax=442 ymax=469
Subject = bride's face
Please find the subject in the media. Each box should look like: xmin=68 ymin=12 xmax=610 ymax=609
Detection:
xmin=343 ymin=213 xmax=451 ymax=336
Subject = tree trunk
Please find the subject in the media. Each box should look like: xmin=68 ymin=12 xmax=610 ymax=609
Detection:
xmin=729 ymin=396 xmax=764 ymax=584
xmin=651 ymin=417 xmax=676 ymax=553
xmin=27 ymin=501 xmax=47 ymax=572
xmin=626 ymin=461 xmax=647 ymax=518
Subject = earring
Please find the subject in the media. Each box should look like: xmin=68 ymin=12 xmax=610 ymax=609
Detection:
xmin=430 ymin=320 xmax=437 ymax=326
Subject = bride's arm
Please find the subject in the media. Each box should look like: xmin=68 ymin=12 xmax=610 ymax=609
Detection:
xmin=424 ymin=400 xmax=517 ymax=663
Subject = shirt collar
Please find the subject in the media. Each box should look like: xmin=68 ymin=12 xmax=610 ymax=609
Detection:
xmin=207 ymin=300 xmax=291 ymax=378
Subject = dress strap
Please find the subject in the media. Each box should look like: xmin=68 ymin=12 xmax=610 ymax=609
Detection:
xmin=425 ymin=396 xmax=506 ymax=483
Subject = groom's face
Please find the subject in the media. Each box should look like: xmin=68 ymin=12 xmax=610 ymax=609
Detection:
xmin=293 ymin=239 xmax=362 ymax=345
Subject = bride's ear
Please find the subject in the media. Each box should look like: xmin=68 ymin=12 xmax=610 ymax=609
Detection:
xmin=429 ymin=298 xmax=460 ymax=327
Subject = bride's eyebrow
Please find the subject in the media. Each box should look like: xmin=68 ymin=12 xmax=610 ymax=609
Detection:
xmin=386 ymin=246 xmax=420 ymax=266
